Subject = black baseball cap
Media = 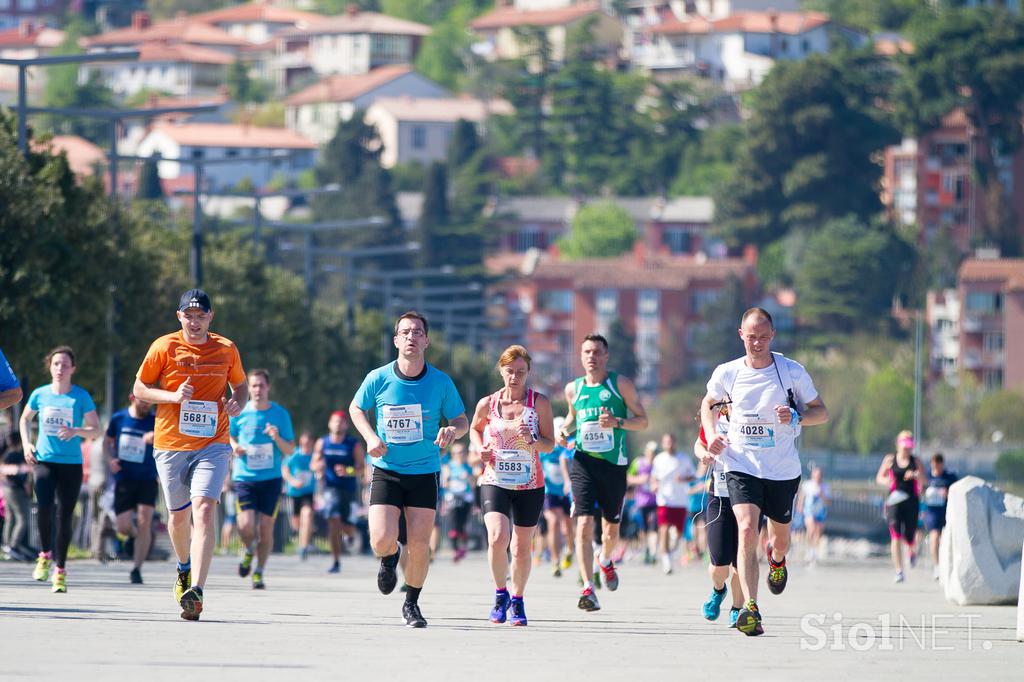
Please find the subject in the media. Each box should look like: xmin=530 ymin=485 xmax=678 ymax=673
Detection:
xmin=178 ymin=288 xmax=212 ymax=313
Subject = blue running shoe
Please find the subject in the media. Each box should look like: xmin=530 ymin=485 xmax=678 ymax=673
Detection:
xmin=729 ymin=607 xmax=741 ymax=628
xmin=702 ymin=586 xmax=727 ymax=621
xmin=490 ymin=590 xmax=511 ymax=624
xmin=509 ymin=597 xmax=527 ymax=626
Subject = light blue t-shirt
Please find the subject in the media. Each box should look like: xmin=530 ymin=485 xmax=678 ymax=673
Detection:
xmin=353 ymin=362 xmax=466 ymax=475
xmin=27 ymin=384 xmax=97 ymax=464
xmin=285 ymin=450 xmax=316 ymax=496
xmin=230 ymin=401 xmax=295 ymax=482
xmin=541 ymin=445 xmax=570 ymax=496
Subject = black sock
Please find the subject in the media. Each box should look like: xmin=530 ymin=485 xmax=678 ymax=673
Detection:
xmin=714 ymin=585 xmax=727 ymax=594
xmin=382 ymin=550 xmax=400 ymax=568
xmin=405 ymin=586 xmax=422 ymax=605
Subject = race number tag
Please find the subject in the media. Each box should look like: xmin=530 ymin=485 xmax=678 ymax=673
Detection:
xmin=40 ymin=406 xmax=73 ymax=437
xmin=118 ymin=433 xmax=147 ymax=463
xmin=713 ymin=466 xmax=729 ymax=497
xmin=732 ymin=414 xmax=776 ymax=448
xmin=924 ymin=485 xmax=945 ymax=507
xmin=494 ymin=449 xmax=532 ymax=488
xmin=178 ymin=400 xmax=218 ymax=438
xmin=247 ymin=442 xmax=274 ymax=470
xmin=578 ymin=421 xmax=613 ymax=453
xmin=382 ymin=404 xmax=423 ymax=444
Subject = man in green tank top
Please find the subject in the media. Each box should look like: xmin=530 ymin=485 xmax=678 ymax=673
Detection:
xmin=556 ymin=334 xmax=648 ymax=612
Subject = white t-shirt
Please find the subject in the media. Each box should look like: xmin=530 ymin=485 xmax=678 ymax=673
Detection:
xmin=801 ymin=479 xmax=830 ymax=516
xmin=705 ymin=353 xmax=818 ymax=481
xmin=652 ymin=451 xmax=696 ymax=508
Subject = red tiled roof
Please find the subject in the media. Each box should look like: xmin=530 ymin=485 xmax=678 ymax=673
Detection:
xmin=652 ymin=10 xmax=829 ymax=36
xmin=191 ymin=2 xmax=324 ymax=26
xmin=33 ymin=135 xmax=105 ymax=177
xmin=941 ymin=108 xmax=970 ymax=129
xmin=297 ymin=9 xmax=429 ymax=37
xmin=132 ymin=41 xmax=236 ymax=65
xmin=0 ymin=25 xmax=63 ymax=49
xmin=84 ymin=17 xmax=252 ymax=48
xmin=470 ymin=2 xmax=604 ymax=30
xmin=959 ymin=258 xmax=1024 ymax=287
xmin=148 ymin=122 xmax=316 ymax=149
xmin=284 ymin=64 xmax=412 ymax=106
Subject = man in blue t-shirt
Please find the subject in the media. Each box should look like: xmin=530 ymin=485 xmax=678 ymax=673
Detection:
xmin=0 ymin=347 xmax=22 ymax=409
xmin=350 ymin=311 xmax=468 ymax=628
xmin=105 ymin=394 xmax=157 ymax=585
xmin=229 ymin=369 xmax=295 ymax=590
xmin=923 ymin=452 xmax=959 ymax=579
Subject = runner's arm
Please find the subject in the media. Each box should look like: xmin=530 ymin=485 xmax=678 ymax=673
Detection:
xmin=348 ymin=404 xmax=379 ymax=448
xmin=19 ymin=406 xmax=37 ymax=461
xmin=557 ymin=382 xmax=577 ymax=447
xmin=270 ymin=429 xmax=294 ymax=456
xmin=468 ymin=397 xmax=492 ymax=453
xmin=875 ymin=455 xmax=894 ymax=486
xmin=74 ymin=410 xmax=103 ymax=440
xmin=532 ymin=394 xmax=556 ymax=454
xmin=353 ymin=441 xmax=366 ymax=481
xmin=0 ymin=386 xmax=21 ymax=410
xmin=280 ymin=460 xmax=296 ymax=487
xmin=132 ymin=377 xmax=183 ymax=405
xmin=223 ymin=380 xmax=248 ymax=416
xmin=797 ymin=396 xmax=829 ymax=427
xmin=615 ymin=375 xmax=649 ymax=431
xmin=442 ymin=414 xmax=470 ymax=443
xmin=311 ymin=438 xmax=325 ymax=474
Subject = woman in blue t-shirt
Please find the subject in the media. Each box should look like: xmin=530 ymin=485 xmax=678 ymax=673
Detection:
xmin=18 ymin=346 xmax=101 ymax=593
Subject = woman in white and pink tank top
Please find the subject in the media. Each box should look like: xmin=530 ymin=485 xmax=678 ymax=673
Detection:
xmin=469 ymin=345 xmax=555 ymax=627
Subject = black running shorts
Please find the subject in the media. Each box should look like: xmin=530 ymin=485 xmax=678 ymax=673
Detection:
xmin=113 ymin=478 xmax=159 ymax=515
xmin=480 ymin=485 xmax=544 ymax=528
xmin=725 ymin=471 xmax=800 ymax=524
xmin=368 ymin=467 xmax=438 ymax=510
xmin=570 ymin=453 xmax=628 ymax=524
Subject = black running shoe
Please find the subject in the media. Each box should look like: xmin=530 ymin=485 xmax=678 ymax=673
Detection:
xmin=736 ymin=601 xmax=764 ymax=636
xmin=130 ymin=567 xmax=143 ymax=585
xmin=766 ymin=545 xmax=788 ymax=595
xmin=377 ymin=547 xmax=401 ymax=595
xmin=402 ymin=601 xmax=427 ymax=628
xmin=577 ymin=586 xmax=601 ymax=611
xmin=179 ymin=586 xmax=204 ymax=621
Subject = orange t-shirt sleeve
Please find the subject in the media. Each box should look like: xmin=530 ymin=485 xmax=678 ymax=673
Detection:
xmin=227 ymin=344 xmax=245 ymax=387
xmin=138 ymin=339 xmax=168 ymax=386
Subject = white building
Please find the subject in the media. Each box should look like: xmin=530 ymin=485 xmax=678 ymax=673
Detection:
xmin=364 ymin=96 xmax=513 ymax=169
xmin=285 ymin=65 xmax=449 ymax=144
xmin=135 ymin=122 xmax=317 ymax=192
xmin=83 ymin=11 xmax=251 ymax=56
xmin=288 ymin=5 xmax=430 ymax=77
xmin=0 ymin=21 xmax=63 ymax=95
xmin=927 ymin=288 xmax=961 ymax=387
xmin=641 ymin=10 xmax=860 ymax=88
xmin=191 ymin=1 xmax=324 ymax=44
xmin=82 ymin=41 xmax=234 ymax=98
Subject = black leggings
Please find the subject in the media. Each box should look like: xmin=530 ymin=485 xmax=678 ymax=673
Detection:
xmin=34 ymin=462 xmax=83 ymax=568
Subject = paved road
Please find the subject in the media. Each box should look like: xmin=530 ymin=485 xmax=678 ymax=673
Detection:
xmin=1 ymin=551 xmax=1020 ymax=680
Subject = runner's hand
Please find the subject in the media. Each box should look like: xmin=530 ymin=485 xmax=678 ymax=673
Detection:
xmin=110 ymin=458 xmax=122 ymax=474
xmin=434 ymin=426 xmax=456 ymax=449
xmin=556 ymin=430 xmax=568 ymax=448
xmin=56 ymin=425 xmax=76 ymax=441
xmin=175 ymin=377 xmax=194 ymax=403
xmin=598 ymin=408 xmax=617 ymax=429
xmin=707 ymin=433 xmax=729 ymax=456
xmin=334 ymin=463 xmax=347 ymax=477
xmin=234 ymin=444 xmax=247 ymax=456
xmin=24 ymin=442 xmax=37 ymax=465
xmin=143 ymin=431 xmax=154 ymax=445
xmin=263 ymin=423 xmax=280 ymax=440
xmin=517 ymin=421 xmax=534 ymax=443
xmin=366 ymin=435 xmax=387 ymax=458
xmin=775 ymin=405 xmax=792 ymax=424
xmin=222 ymin=395 xmax=243 ymax=417
xmin=478 ymin=446 xmax=494 ymax=465
xmin=699 ymin=452 xmax=716 ymax=467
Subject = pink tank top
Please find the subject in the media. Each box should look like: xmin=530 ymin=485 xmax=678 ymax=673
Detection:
xmin=478 ymin=388 xmax=544 ymax=491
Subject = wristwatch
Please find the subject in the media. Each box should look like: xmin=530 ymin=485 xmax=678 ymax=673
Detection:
xmin=616 ymin=417 xmax=624 ymax=428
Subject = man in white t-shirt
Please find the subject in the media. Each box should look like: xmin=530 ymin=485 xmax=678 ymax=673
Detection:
xmin=700 ymin=308 xmax=829 ymax=636
xmin=651 ymin=433 xmax=695 ymax=574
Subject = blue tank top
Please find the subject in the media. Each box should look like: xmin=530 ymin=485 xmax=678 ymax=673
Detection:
xmin=321 ymin=434 xmax=359 ymax=491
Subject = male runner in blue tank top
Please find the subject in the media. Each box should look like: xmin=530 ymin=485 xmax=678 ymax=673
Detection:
xmin=313 ymin=409 xmax=365 ymax=573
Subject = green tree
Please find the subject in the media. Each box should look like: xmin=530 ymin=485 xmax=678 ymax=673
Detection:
xmin=896 ymin=6 xmax=1024 ymax=255
xmin=135 ymin=157 xmax=164 ymax=200
xmin=447 ymin=118 xmax=480 ymax=171
xmin=855 ymin=367 xmax=914 ymax=453
xmin=794 ymin=215 xmax=915 ymax=332
xmin=42 ymin=27 xmax=114 ymax=144
xmin=226 ymin=59 xmax=270 ymax=104
xmin=802 ymin=0 xmax=929 ymax=32
xmin=606 ymin=318 xmax=638 ymax=381
xmin=715 ymin=51 xmax=899 ymax=247
xmin=670 ymin=123 xmax=744 ymax=196
xmin=975 ymin=390 xmax=1024 ymax=442
xmin=558 ymin=202 xmax=636 ymax=260
xmin=689 ymin=275 xmax=749 ymax=376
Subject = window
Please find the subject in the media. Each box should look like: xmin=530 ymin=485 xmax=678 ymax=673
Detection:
xmin=538 ymin=289 xmax=573 ymax=314
xmin=801 ymin=39 xmax=811 ymax=53
xmin=225 ymin=148 xmax=240 ymax=158
xmin=190 ymin=149 xmax=205 ymax=159
xmin=983 ymin=332 xmax=1004 ymax=352
xmin=638 ymin=289 xmax=659 ymax=317
xmin=965 ymin=292 xmax=1002 ymax=313
xmin=663 ymin=228 xmax=692 ymax=254
xmin=411 ymin=125 xmax=426 ymax=149
xmin=983 ymin=368 xmax=1003 ymax=390
xmin=690 ymin=289 xmax=718 ymax=312
xmin=513 ymin=225 xmax=545 ymax=252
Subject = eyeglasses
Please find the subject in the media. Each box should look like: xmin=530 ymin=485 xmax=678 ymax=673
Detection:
xmin=396 ymin=329 xmax=425 ymax=338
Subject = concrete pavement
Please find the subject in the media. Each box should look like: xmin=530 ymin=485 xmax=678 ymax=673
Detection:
xmin=1 ymin=550 xmax=1020 ymax=681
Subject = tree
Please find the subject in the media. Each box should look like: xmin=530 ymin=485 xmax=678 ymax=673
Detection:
xmin=689 ymin=275 xmax=749 ymax=376
xmin=226 ymin=59 xmax=270 ymax=104
xmin=558 ymin=202 xmax=636 ymax=260
xmin=794 ymin=215 xmax=916 ymax=333
xmin=896 ymin=6 xmax=1024 ymax=255
xmin=854 ymin=367 xmax=914 ymax=453
xmin=606 ymin=318 xmax=638 ymax=381
xmin=447 ymin=119 xmax=480 ymax=170
xmin=975 ymin=390 xmax=1024 ymax=442
xmin=714 ymin=51 xmax=899 ymax=247
xmin=416 ymin=161 xmax=449 ymax=267
xmin=135 ymin=157 xmax=164 ymax=200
